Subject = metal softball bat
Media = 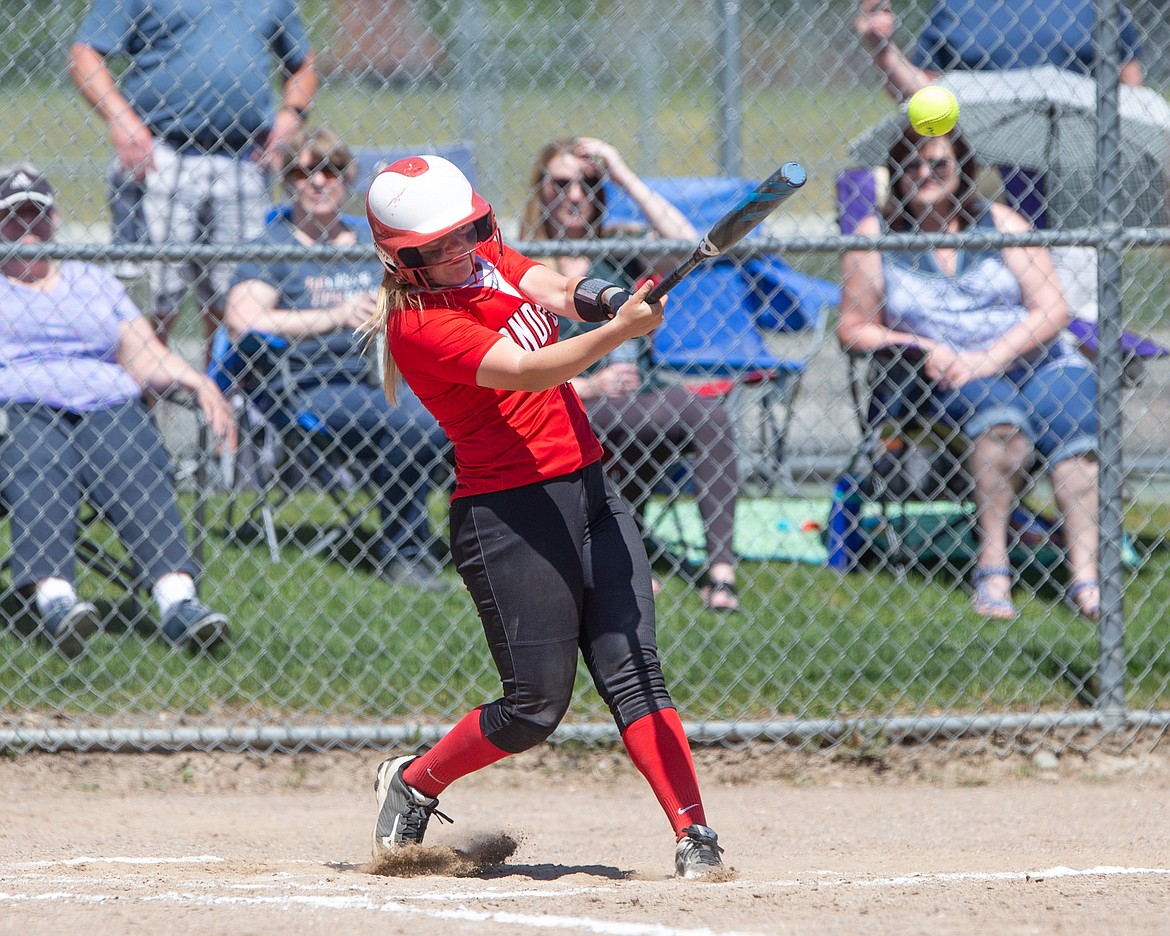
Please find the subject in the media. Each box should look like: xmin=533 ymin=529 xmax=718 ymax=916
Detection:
xmin=644 ymin=161 xmax=806 ymax=305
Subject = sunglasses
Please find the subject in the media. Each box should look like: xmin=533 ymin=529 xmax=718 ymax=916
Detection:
xmin=288 ymin=161 xmax=347 ymax=183
xmin=398 ymin=214 xmax=495 ymax=269
xmin=903 ymin=157 xmax=956 ymax=178
xmin=544 ymin=174 xmax=603 ymax=195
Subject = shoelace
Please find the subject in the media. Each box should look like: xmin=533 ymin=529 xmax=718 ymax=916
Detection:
xmin=685 ymin=841 xmax=724 ymax=866
xmin=399 ymin=800 xmax=454 ymax=842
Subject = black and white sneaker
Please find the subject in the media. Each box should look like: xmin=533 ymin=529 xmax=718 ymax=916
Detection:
xmin=38 ymin=596 xmax=100 ymax=658
xmin=371 ymin=755 xmax=452 ymax=858
xmin=674 ymin=824 xmax=725 ymax=879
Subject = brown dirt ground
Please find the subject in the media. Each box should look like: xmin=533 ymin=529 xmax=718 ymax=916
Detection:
xmin=1 ymin=743 xmax=1168 ymax=936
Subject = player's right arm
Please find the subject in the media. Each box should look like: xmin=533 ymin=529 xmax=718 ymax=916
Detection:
xmin=68 ymin=42 xmax=155 ymax=180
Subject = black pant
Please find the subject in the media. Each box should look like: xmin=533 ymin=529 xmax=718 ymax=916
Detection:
xmin=448 ymin=462 xmax=674 ymax=752
xmin=0 ymin=402 xmax=195 ymax=589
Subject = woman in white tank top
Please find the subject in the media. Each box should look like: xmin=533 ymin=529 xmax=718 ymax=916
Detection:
xmin=838 ymin=125 xmax=1101 ymax=621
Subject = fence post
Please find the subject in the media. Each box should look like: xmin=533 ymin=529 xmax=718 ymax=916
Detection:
xmin=1094 ymin=0 xmax=1127 ymax=722
xmin=715 ymin=0 xmax=742 ymax=177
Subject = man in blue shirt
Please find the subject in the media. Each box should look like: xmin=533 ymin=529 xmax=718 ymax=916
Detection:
xmin=69 ymin=0 xmax=317 ymax=350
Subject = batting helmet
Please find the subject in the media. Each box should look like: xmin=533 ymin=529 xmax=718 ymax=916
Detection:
xmin=365 ymin=154 xmax=497 ymax=288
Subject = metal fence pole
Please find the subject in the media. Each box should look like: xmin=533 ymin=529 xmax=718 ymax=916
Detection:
xmin=715 ymin=0 xmax=742 ymax=176
xmin=452 ymin=0 xmax=498 ymax=196
xmin=1094 ymin=0 xmax=1128 ymax=719
xmin=633 ymin=5 xmax=663 ymax=173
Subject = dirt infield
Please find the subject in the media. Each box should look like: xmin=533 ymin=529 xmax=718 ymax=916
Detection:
xmin=2 ymin=744 xmax=1168 ymax=936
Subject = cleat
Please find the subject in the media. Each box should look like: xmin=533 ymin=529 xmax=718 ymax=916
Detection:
xmin=674 ymin=824 xmax=725 ymax=879
xmin=371 ymin=755 xmax=452 ymax=858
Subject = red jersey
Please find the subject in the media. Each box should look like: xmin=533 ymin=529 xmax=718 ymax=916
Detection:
xmin=389 ymin=242 xmax=603 ymax=499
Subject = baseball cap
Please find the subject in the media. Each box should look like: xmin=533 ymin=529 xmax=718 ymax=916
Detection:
xmin=0 ymin=166 xmax=54 ymax=212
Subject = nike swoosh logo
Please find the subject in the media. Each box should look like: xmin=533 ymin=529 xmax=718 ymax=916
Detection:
xmin=677 ymin=803 xmax=701 ymax=815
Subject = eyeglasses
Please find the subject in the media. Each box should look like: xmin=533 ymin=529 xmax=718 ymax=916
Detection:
xmin=544 ymin=174 xmax=603 ymax=196
xmin=903 ymin=157 xmax=956 ymax=178
xmin=288 ymin=161 xmax=347 ymax=183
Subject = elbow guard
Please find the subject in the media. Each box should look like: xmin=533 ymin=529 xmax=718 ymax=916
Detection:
xmin=573 ymin=278 xmax=632 ymax=322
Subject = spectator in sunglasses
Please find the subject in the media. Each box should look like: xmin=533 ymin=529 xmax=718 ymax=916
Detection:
xmin=838 ymin=126 xmax=1102 ymax=621
xmin=0 ymin=164 xmax=235 ymax=656
xmin=224 ymin=128 xmax=451 ymax=591
xmin=520 ymin=137 xmax=741 ymax=612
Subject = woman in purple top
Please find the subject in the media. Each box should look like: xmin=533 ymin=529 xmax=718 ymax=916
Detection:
xmin=0 ymin=164 xmax=236 ymax=657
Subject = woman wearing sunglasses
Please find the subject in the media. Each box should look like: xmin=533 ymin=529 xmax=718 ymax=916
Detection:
xmin=838 ymin=125 xmax=1102 ymax=621
xmin=362 ymin=153 xmax=726 ymax=879
xmin=224 ymin=128 xmax=450 ymax=590
xmin=519 ymin=137 xmax=741 ymax=612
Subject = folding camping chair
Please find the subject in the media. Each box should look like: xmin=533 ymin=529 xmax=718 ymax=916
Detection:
xmin=207 ymin=326 xmax=375 ymax=565
xmin=603 ymin=175 xmax=839 ymax=494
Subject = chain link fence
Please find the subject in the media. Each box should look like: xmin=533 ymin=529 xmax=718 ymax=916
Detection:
xmin=2 ymin=0 xmax=1169 ymax=756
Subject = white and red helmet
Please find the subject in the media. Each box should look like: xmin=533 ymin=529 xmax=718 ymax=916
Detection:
xmin=365 ymin=154 xmax=497 ymax=287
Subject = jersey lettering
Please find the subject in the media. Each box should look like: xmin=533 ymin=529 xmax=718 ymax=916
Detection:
xmin=500 ymin=302 xmax=556 ymax=352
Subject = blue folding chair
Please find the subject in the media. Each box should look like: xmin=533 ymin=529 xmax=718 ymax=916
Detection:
xmin=604 ymin=176 xmax=840 ymax=492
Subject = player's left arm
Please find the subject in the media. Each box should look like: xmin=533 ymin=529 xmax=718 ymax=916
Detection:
xmin=518 ymin=263 xmax=632 ymax=325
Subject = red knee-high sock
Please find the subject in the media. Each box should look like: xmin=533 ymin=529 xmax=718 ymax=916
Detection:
xmin=402 ymin=707 xmax=510 ymax=798
xmin=620 ymin=708 xmax=707 ymax=839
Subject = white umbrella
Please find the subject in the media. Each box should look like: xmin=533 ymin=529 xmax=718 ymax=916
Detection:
xmin=847 ymin=65 xmax=1170 ymax=227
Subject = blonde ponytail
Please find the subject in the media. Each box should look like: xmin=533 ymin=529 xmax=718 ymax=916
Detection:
xmin=360 ymin=270 xmax=421 ymax=405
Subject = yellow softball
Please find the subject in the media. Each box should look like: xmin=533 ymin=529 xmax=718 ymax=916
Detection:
xmin=907 ymin=86 xmax=960 ymax=137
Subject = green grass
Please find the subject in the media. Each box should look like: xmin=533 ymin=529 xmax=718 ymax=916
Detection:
xmin=3 ymin=490 xmax=1169 ymax=724
xmin=5 ymin=68 xmax=1170 ymax=726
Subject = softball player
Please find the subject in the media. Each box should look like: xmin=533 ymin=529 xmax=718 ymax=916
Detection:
xmin=363 ymin=155 xmax=725 ymax=879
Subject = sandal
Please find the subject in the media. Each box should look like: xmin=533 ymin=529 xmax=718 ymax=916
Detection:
xmin=701 ymin=579 xmax=740 ymax=613
xmin=1066 ymin=579 xmax=1101 ymax=621
xmin=971 ymin=567 xmax=1018 ymax=619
